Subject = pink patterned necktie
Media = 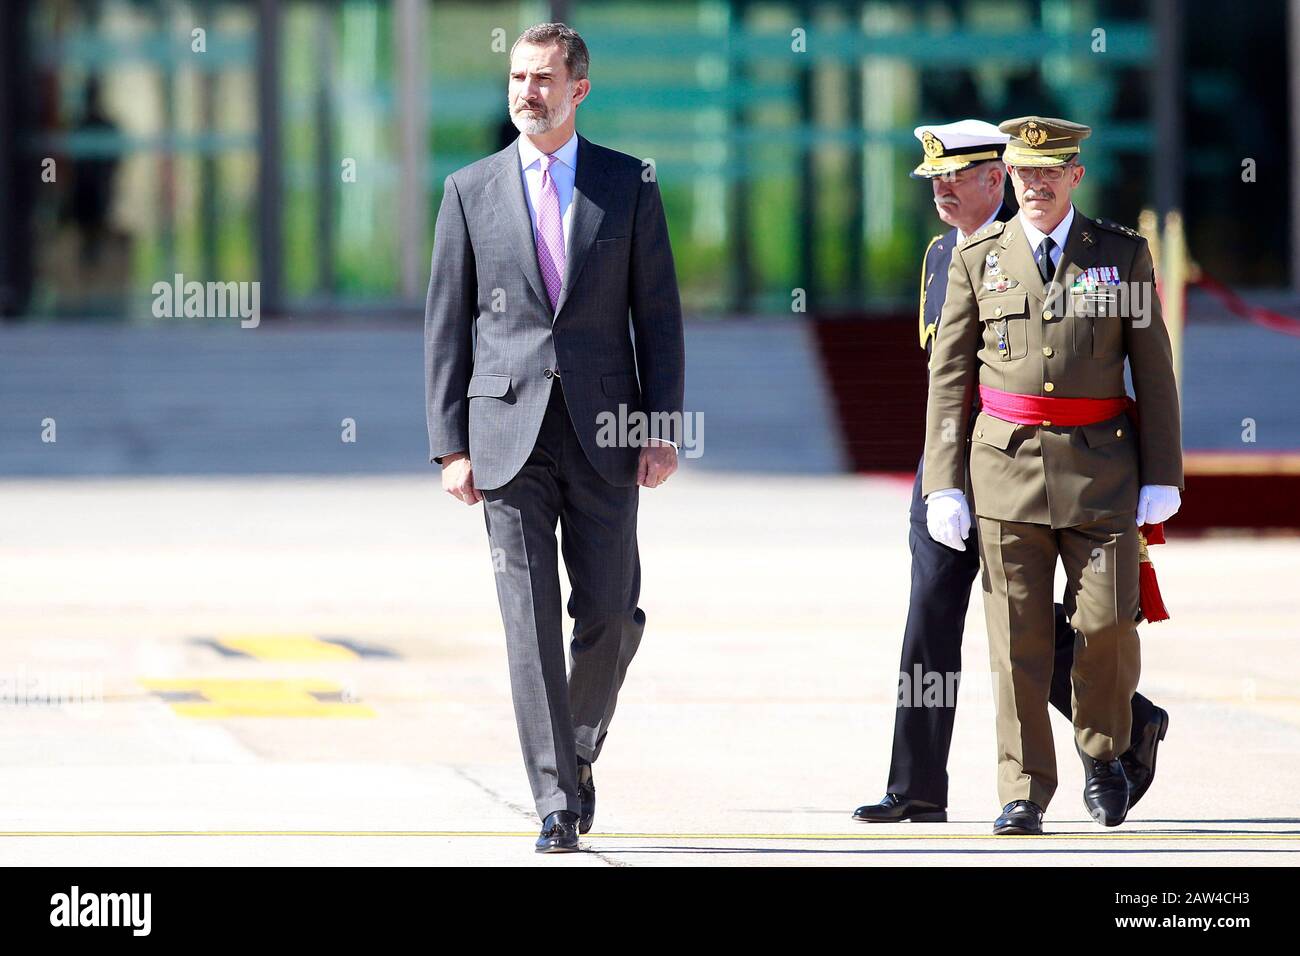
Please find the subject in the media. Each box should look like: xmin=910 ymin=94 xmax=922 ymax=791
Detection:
xmin=534 ymin=153 xmax=566 ymax=310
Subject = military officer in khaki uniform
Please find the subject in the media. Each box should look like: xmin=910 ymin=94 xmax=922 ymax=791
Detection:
xmin=921 ymin=117 xmax=1184 ymax=835
xmin=854 ymin=121 xmax=1169 ymax=827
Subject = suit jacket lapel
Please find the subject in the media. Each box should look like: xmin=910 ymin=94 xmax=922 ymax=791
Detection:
xmin=486 ymin=138 xmax=550 ymax=314
xmin=552 ymin=135 xmax=607 ymax=321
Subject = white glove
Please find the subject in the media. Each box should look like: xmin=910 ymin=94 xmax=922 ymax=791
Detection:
xmin=1137 ymin=484 xmax=1181 ymax=526
xmin=925 ymin=488 xmax=972 ymax=551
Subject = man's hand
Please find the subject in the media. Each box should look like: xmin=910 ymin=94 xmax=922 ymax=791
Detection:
xmin=638 ymin=441 xmax=677 ymax=488
xmin=1137 ymin=484 xmax=1180 ymax=526
xmin=440 ymin=451 xmax=482 ymax=505
xmin=925 ymin=488 xmax=971 ymax=551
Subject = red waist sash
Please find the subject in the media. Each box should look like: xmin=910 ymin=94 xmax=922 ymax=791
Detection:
xmin=978 ymin=384 xmax=1130 ymax=426
xmin=973 ymin=385 xmax=1171 ymax=622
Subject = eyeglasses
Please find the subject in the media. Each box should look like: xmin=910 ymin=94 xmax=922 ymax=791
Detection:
xmin=1008 ymin=164 xmax=1075 ymax=184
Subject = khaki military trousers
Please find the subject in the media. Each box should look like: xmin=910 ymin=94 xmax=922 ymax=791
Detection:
xmin=977 ymin=513 xmax=1142 ymax=810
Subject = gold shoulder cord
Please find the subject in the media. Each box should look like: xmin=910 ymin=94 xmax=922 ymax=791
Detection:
xmin=919 ymin=235 xmax=942 ymax=351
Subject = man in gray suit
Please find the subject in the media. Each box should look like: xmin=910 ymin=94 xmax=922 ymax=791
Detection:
xmin=424 ymin=22 xmax=685 ymax=853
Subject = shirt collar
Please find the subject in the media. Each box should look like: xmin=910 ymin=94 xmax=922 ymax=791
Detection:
xmin=956 ymin=203 xmax=1003 ymax=244
xmin=1019 ymin=204 xmax=1075 ymax=254
xmin=518 ymin=130 xmax=579 ymax=172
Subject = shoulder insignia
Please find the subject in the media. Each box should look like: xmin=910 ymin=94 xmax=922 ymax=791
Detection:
xmin=958 ymin=219 xmax=1006 ymax=250
xmin=1094 ymin=217 xmax=1142 ymax=240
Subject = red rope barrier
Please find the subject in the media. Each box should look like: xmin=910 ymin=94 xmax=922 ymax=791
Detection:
xmin=1192 ymin=274 xmax=1300 ymax=338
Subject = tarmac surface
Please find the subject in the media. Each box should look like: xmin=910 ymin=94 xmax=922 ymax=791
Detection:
xmin=2 ymin=472 xmax=1297 ymax=866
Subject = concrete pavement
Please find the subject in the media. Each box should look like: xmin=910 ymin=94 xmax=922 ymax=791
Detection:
xmin=1 ymin=472 xmax=1297 ymax=865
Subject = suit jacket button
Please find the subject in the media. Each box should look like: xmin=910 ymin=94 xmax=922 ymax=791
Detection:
xmin=1044 ymin=382 xmax=1055 ymax=392
xmin=544 ymin=369 xmax=553 ymax=379
xmin=993 ymin=307 xmax=1003 ymax=317
xmin=1042 ymin=346 xmax=1054 ymax=357
xmin=1042 ymin=309 xmax=1053 ymax=320
xmin=976 ymin=430 xmax=984 ymax=438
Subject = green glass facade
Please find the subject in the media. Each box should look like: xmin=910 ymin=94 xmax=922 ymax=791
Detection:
xmin=2 ymin=0 xmax=1291 ymax=319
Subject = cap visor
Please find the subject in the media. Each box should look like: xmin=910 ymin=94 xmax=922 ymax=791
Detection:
xmin=910 ymin=157 xmax=975 ymax=179
xmin=1002 ymin=146 xmax=1076 ymax=167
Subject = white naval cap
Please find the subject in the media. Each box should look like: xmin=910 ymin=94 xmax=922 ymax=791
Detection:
xmin=911 ymin=119 xmax=1010 ymax=179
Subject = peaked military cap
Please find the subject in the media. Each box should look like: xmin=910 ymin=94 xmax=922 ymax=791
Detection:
xmin=1000 ymin=116 xmax=1091 ymax=167
xmin=911 ymin=119 xmax=1009 ymax=179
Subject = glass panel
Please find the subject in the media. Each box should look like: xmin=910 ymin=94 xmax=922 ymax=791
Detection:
xmin=26 ymin=0 xmax=257 ymax=320
xmin=15 ymin=0 xmax=1287 ymax=319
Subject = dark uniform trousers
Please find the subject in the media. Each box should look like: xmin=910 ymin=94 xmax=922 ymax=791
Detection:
xmin=886 ymin=456 xmax=1156 ymax=808
xmin=481 ymin=379 xmax=646 ymax=819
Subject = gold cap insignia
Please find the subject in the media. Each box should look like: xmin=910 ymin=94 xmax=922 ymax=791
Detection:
xmin=1020 ymin=122 xmax=1048 ymax=147
xmin=921 ymin=131 xmax=944 ymax=159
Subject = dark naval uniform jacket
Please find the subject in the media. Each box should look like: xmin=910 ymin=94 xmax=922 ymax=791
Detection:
xmin=918 ymin=200 xmax=1018 ymax=358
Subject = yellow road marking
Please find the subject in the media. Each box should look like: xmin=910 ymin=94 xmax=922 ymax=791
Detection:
xmin=212 ymin=634 xmax=358 ymax=661
xmin=139 ymin=678 xmax=374 ymax=718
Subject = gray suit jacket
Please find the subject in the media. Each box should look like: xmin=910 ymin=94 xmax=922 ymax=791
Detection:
xmin=424 ymin=134 xmax=685 ymax=491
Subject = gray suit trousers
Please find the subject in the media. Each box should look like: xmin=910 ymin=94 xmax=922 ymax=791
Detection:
xmin=482 ymin=379 xmax=645 ymax=819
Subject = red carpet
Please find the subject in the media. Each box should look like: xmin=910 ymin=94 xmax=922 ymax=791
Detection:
xmin=812 ymin=315 xmax=1300 ymax=530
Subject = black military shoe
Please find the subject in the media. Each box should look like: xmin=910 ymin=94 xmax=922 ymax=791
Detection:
xmin=1079 ymin=747 xmax=1130 ymax=827
xmin=1120 ymin=706 xmax=1169 ymax=811
xmin=993 ymin=800 xmax=1044 ymax=835
xmin=852 ymin=793 xmax=947 ymax=823
xmin=577 ymin=760 xmax=596 ymax=835
xmin=535 ymin=810 xmax=580 ymax=853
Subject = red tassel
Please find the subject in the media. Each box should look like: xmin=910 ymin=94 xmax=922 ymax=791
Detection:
xmin=1137 ymin=525 xmax=1170 ymax=623
xmin=1120 ymin=395 xmax=1172 ymax=622
xmin=1139 ymin=560 xmax=1170 ymax=623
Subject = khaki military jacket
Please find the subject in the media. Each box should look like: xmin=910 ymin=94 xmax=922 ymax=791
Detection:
xmin=922 ymin=209 xmax=1184 ymax=528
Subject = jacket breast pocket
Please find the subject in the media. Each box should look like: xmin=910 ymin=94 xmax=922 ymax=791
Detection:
xmin=978 ymin=291 xmax=1029 ymax=360
xmin=1071 ymin=290 xmax=1123 ymax=358
xmin=588 ymin=236 xmax=631 ymax=293
xmin=594 ymin=235 xmax=630 ymax=253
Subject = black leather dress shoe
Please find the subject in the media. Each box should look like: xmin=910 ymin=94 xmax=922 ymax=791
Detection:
xmin=535 ymin=810 xmax=580 ymax=853
xmin=993 ymin=800 xmax=1044 ymax=835
xmin=1079 ymin=747 xmax=1130 ymax=827
xmin=852 ymin=793 xmax=947 ymax=823
xmin=577 ymin=760 xmax=596 ymax=835
xmin=1120 ymin=706 xmax=1169 ymax=811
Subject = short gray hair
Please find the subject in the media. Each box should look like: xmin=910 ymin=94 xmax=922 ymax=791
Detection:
xmin=511 ymin=22 xmax=590 ymax=81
